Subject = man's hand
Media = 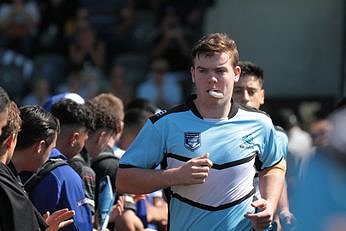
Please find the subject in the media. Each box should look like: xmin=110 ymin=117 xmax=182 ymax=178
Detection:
xmin=244 ymin=198 xmax=274 ymax=231
xmin=279 ymin=210 xmax=297 ymax=230
xmin=44 ymin=208 xmax=75 ymax=231
xmin=174 ymin=153 xmax=213 ymax=185
xmin=109 ymin=195 xmax=125 ymax=222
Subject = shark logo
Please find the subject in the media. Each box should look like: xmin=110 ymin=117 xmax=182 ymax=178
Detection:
xmin=184 ymin=132 xmax=201 ymax=151
xmin=239 ymin=134 xmax=256 ymax=149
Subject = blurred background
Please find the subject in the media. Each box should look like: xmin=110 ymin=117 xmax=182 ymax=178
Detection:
xmin=0 ymin=0 xmax=344 ymax=130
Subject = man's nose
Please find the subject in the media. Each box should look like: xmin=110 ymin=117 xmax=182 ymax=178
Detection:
xmin=208 ymin=75 xmax=218 ymax=84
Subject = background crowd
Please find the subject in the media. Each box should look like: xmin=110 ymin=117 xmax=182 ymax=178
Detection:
xmin=0 ymin=0 xmax=214 ymax=108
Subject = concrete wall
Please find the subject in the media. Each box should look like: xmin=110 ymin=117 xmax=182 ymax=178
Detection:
xmin=204 ymin=0 xmax=345 ymax=99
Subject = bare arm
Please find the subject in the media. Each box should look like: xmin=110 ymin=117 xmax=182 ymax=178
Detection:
xmin=245 ymin=159 xmax=286 ymax=231
xmin=276 ymin=181 xmax=296 ymax=229
xmin=259 ymin=159 xmax=286 ymax=213
xmin=116 ymin=153 xmax=213 ymax=194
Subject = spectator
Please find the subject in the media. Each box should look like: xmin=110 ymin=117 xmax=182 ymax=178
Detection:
xmin=21 ymin=78 xmax=51 ymax=106
xmin=150 ymin=6 xmax=192 ymax=73
xmin=120 ymin=107 xmax=168 ymax=231
xmin=0 ymin=0 xmax=40 ymax=55
xmin=136 ymin=58 xmax=183 ymax=109
xmin=37 ymin=98 xmax=94 ymax=231
xmin=48 ymin=97 xmax=96 ymax=213
xmin=0 ymin=94 xmax=75 ymax=231
xmin=106 ymin=64 xmax=134 ymax=105
xmin=35 ymin=0 xmax=79 ymax=53
xmin=0 ymin=86 xmax=11 ymax=136
xmin=85 ymin=93 xmax=125 ymax=230
xmin=292 ymin=104 xmax=346 ymax=230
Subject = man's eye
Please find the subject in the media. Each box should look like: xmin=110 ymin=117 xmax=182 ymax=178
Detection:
xmin=248 ymin=89 xmax=257 ymax=95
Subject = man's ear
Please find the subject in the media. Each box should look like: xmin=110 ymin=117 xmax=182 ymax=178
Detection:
xmin=69 ymin=132 xmax=80 ymax=147
xmin=190 ymin=67 xmax=195 ymax=83
xmin=97 ymin=130 xmax=110 ymax=145
xmin=3 ymin=133 xmax=17 ymax=149
xmin=260 ymin=89 xmax=265 ymax=105
xmin=33 ymin=140 xmax=46 ymax=154
xmin=234 ymin=66 xmax=241 ymax=82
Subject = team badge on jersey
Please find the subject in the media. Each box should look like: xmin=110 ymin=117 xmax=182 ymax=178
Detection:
xmin=184 ymin=132 xmax=201 ymax=151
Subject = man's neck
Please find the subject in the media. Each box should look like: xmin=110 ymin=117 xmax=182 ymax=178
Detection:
xmin=194 ymin=98 xmax=231 ymax=119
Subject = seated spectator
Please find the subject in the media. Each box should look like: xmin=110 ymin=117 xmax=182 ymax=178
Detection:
xmin=0 ymin=0 xmax=40 ymax=55
xmin=150 ymin=6 xmax=192 ymax=73
xmin=106 ymin=64 xmax=134 ymax=105
xmin=21 ymin=78 xmax=51 ymax=106
xmin=136 ymin=58 xmax=183 ymax=109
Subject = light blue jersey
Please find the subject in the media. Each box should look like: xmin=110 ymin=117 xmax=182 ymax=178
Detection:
xmin=120 ymin=96 xmax=283 ymax=230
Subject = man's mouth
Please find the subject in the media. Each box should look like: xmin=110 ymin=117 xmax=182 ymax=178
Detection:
xmin=208 ymin=90 xmax=224 ymax=99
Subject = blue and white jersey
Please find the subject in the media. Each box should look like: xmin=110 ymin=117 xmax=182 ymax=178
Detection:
xmin=120 ymin=96 xmax=283 ymax=231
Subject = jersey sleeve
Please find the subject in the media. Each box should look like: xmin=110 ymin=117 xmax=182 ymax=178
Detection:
xmin=120 ymin=120 xmax=164 ymax=169
xmin=257 ymin=121 xmax=285 ymax=170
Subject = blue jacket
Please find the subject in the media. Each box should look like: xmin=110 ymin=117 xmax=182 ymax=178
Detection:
xmin=28 ymin=148 xmax=92 ymax=231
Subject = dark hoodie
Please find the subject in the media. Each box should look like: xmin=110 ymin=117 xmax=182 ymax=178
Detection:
xmin=0 ymin=162 xmax=47 ymax=231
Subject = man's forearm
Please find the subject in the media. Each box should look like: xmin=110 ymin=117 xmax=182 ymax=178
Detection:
xmin=116 ymin=168 xmax=175 ymax=194
xmin=259 ymin=160 xmax=286 ymax=212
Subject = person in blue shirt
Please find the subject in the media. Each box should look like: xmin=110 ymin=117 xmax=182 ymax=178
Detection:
xmin=116 ymin=33 xmax=286 ymax=231
xmin=25 ymin=99 xmax=93 ymax=231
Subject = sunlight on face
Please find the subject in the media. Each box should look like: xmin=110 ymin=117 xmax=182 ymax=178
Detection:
xmin=191 ymin=52 xmax=240 ymax=104
xmin=233 ymin=75 xmax=264 ymax=109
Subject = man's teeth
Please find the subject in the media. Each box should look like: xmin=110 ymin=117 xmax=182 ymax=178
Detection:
xmin=208 ymin=90 xmax=224 ymax=99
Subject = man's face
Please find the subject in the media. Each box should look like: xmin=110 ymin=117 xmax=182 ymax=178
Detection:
xmin=233 ymin=75 xmax=264 ymax=110
xmin=0 ymin=107 xmax=9 ymax=137
xmin=85 ymin=130 xmax=112 ymax=158
xmin=191 ymin=52 xmax=240 ymax=105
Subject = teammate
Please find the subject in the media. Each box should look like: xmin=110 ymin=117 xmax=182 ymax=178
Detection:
xmin=233 ymin=61 xmax=294 ymax=230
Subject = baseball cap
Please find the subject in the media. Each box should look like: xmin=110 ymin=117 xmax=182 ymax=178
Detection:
xmin=43 ymin=92 xmax=85 ymax=112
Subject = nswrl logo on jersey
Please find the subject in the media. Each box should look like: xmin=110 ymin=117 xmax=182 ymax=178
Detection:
xmin=184 ymin=132 xmax=201 ymax=151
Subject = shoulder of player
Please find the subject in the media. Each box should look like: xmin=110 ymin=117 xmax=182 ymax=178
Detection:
xmin=237 ymin=104 xmax=271 ymax=118
xmin=149 ymin=103 xmax=189 ymax=124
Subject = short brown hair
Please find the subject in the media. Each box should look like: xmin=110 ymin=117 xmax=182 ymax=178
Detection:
xmin=0 ymin=102 xmax=21 ymax=144
xmin=91 ymin=93 xmax=124 ymax=134
xmin=191 ymin=33 xmax=239 ymax=68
